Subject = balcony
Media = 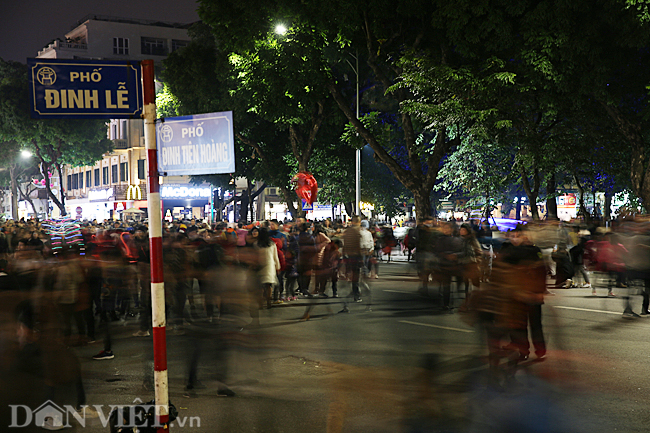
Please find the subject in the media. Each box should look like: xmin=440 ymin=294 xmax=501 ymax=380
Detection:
xmin=38 ymin=40 xmax=87 ymax=57
xmin=112 ymin=139 xmax=128 ymax=149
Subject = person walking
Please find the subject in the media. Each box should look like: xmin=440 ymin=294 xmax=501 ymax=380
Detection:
xmin=297 ymin=223 xmax=317 ymax=297
xmin=415 ymin=217 xmax=437 ymax=297
xmin=340 ymin=216 xmax=364 ymax=311
xmin=458 ymin=223 xmax=483 ymax=299
xmin=433 ymin=221 xmax=462 ymax=311
xmin=497 ymin=226 xmax=547 ymax=361
xmin=257 ymin=227 xmax=281 ymax=309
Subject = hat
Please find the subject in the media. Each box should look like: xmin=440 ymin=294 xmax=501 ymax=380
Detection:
xmin=360 ymin=220 xmax=369 ymax=228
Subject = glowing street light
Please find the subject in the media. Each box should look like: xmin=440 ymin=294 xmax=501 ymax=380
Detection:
xmin=21 ymin=150 xmax=32 ymax=158
xmin=275 ymin=24 xmax=287 ymax=35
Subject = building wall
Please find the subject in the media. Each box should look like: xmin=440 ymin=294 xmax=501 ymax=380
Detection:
xmin=38 ymin=17 xmax=190 ymax=60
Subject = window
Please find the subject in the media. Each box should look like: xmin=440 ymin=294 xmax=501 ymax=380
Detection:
xmin=171 ymin=39 xmax=189 ymax=52
xmin=95 ymin=168 xmax=100 ymax=186
xmin=102 ymin=167 xmax=109 ymax=185
xmin=67 ymin=175 xmax=72 ymax=191
xmin=120 ymin=162 xmax=128 ymax=182
xmin=79 ymin=172 xmax=83 ymax=189
xmin=86 ymin=171 xmax=91 ymax=189
xmin=141 ymin=37 xmax=167 ymax=56
xmin=71 ymin=173 xmax=79 ymax=190
xmin=137 ymin=159 xmax=145 ymax=180
xmin=113 ymin=37 xmax=129 ymax=55
xmin=112 ymin=165 xmax=118 ymax=184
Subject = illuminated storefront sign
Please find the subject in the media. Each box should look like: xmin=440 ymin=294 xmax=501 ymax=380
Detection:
xmin=160 ymin=185 xmax=211 ymax=199
xmin=127 ymin=184 xmax=142 ymax=200
xmin=89 ymin=188 xmax=114 ymax=201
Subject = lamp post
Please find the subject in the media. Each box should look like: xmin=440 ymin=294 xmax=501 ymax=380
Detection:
xmin=345 ymin=52 xmax=361 ymax=216
xmin=355 ymin=56 xmax=361 ymax=217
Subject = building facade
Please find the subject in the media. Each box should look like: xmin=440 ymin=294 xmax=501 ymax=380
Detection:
xmin=33 ymin=15 xmax=216 ymax=222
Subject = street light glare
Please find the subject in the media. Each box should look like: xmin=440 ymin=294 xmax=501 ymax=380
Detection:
xmin=21 ymin=150 xmax=32 ymax=158
xmin=275 ymin=24 xmax=287 ymax=35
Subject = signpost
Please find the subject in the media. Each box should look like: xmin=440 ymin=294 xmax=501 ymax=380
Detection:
xmin=27 ymin=58 xmax=141 ymax=119
xmin=156 ymin=111 xmax=235 ymax=176
xmin=27 ymin=58 xmax=169 ymax=431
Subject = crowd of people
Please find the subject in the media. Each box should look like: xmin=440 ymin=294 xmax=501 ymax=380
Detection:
xmin=4 ymin=213 xmax=650 ymax=426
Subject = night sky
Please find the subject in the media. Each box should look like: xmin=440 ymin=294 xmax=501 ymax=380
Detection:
xmin=0 ymin=0 xmax=201 ymax=63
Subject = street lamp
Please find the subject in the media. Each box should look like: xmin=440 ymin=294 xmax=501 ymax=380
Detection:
xmin=345 ymin=52 xmax=361 ymax=217
xmin=275 ymin=24 xmax=288 ymax=35
xmin=21 ymin=150 xmax=32 ymax=158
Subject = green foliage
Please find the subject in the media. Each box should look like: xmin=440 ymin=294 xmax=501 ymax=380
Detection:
xmin=156 ymin=83 xmax=182 ymax=119
xmin=340 ymin=112 xmax=391 ymax=150
xmin=394 ymin=55 xmax=514 ymax=132
xmin=436 ymin=135 xmax=516 ymax=206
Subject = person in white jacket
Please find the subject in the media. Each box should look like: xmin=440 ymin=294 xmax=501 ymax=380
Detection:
xmin=360 ymin=220 xmax=375 ymax=275
xmin=257 ymin=227 xmax=281 ymax=310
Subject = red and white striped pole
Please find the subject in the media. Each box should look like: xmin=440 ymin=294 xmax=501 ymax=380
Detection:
xmin=141 ymin=59 xmax=169 ymax=431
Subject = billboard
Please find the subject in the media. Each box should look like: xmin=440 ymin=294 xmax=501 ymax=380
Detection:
xmin=157 ymin=111 xmax=235 ymax=176
xmin=27 ymin=58 xmax=141 ymax=119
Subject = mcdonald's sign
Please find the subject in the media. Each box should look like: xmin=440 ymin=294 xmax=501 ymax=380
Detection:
xmin=127 ymin=184 xmax=142 ymax=200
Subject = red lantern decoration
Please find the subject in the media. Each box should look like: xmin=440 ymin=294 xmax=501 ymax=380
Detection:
xmin=291 ymin=172 xmax=318 ymax=205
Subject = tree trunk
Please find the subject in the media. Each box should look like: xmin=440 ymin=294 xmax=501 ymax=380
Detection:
xmin=413 ymin=186 xmax=432 ymax=223
xmin=604 ymin=192 xmax=612 ymax=221
xmin=55 ymin=162 xmax=66 ymax=213
xmin=520 ymin=166 xmax=540 ymax=220
xmin=9 ymin=165 xmax=18 ymax=221
xmin=344 ymin=202 xmax=354 ymax=218
xmin=238 ymin=194 xmax=248 ymax=223
xmin=17 ymin=185 xmax=39 ymax=221
xmin=39 ymin=162 xmax=66 ymax=217
xmin=601 ymin=103 xmax=650 ymax=211
xmin=546 ymin=174 xmax=558 ymax=220
xmin=574 ymin=175 xmax=591 ymax=223
xmin=278 ymin=185 xmax=299 ymax=220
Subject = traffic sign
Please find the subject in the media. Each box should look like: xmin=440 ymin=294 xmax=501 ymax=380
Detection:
xmin=156 ymin=111 xmax=235 ymax=176
xmin=28 ymin=58 xmax=142 ymax=119
xmin=301 ymin=200 xmax=313 ymax=211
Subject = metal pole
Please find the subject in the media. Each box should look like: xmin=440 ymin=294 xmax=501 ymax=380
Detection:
xmin=355 ymin=52 xmax=361 ymax=216
xmin=209 ymin=188 xmax=214 ymax=225
xmin=141 ymin=60 xmax=169 ymax=432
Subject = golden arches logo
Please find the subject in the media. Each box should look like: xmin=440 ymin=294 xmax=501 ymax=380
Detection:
xmin=127 ymin=184 xmax=142 ymax=200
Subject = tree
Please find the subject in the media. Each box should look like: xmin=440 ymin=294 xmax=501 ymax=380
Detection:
xmin=162 ymin=22 xmax=349 ymax=219
xmin=0 ymin=59 xmax=112 ymax=216
xmin=195 ymin=0 xmax=469 ymax=222
xmin=503 ymin=0 xmax=650 ymax=210
xmin=394 ymin=0 xmax=641 ymax=221
xmin=436 ymin=135 xmax=517 ymax=220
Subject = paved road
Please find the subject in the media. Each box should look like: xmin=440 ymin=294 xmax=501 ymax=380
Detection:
xmin=4 ymin=258 xmax=650 ymax=432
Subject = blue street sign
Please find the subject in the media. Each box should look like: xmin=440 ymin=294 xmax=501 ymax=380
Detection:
xmin=157 ymin=111 xmax=235 ymax=176
xmin=28 ymin=58 xmax=142 ymax=119
xmin=301 ymin=200 xmax=313 ymax=211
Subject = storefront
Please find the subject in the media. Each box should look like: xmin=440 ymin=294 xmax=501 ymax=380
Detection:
xmin=160 ymin=184 xmax=212 ymax=221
